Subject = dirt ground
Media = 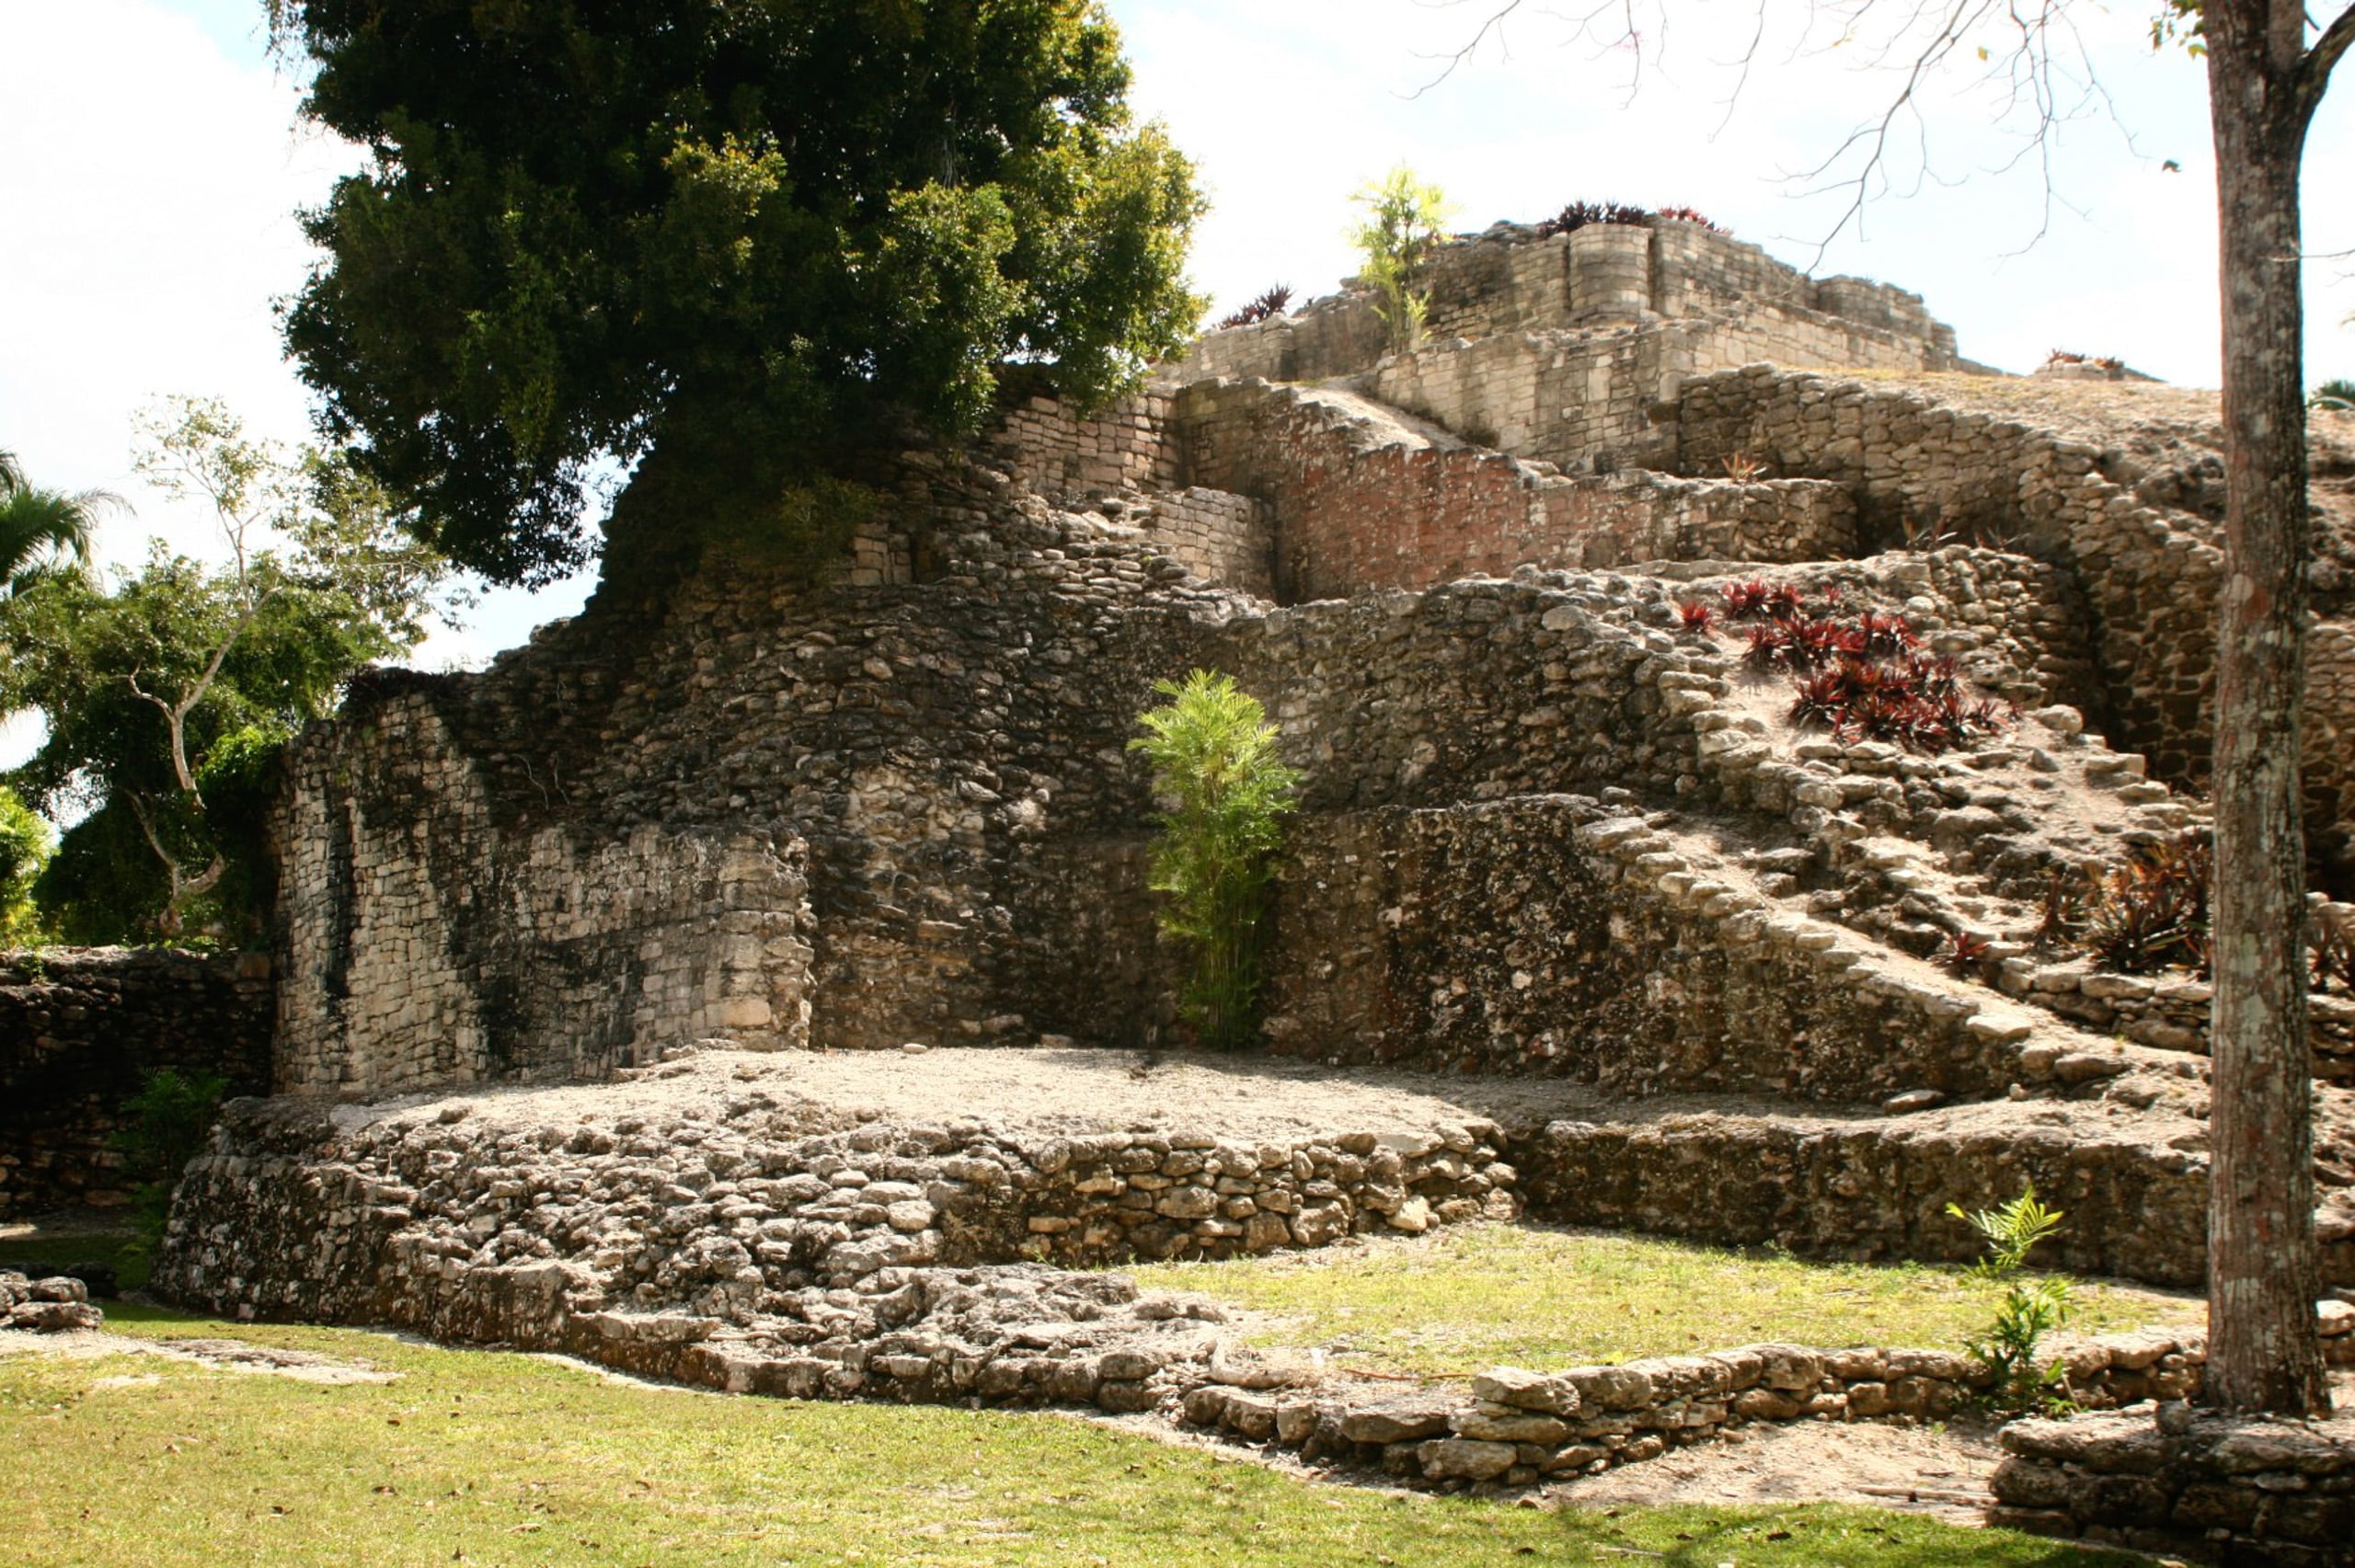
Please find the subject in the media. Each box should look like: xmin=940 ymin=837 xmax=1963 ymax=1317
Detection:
xmin=327 ymin=1042 xmax=2214 ymax=1154
xmin=0 ymin=1327 xmax=396 ymax=1385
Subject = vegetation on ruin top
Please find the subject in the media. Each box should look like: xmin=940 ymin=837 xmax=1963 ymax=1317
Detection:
xmin=2 ymin=1305 xmax=2137 ymax=1567
xmin=1132 ymin=1224 xmax=2201 ymax=1381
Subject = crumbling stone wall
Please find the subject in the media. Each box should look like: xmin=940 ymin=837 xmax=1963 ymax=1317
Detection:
xmin=1675 ymin=365 xmax=2355 ymax=886
xmin=1176 ymin=379 xmax=1855 ymax=601
xmin=1994 ymin=1402 xmax=2355 ymax=1566
xmin=274 ymin=684 xmax=816 ymax=1098
xmin=0 ymin=947 xmax=271 ymax=1214
xmin=1169 ymin=220 xmax=1959 ymax=388
xmin=1262 ymin=798 xmax=2031 ymax=1102
xmin=1183 ymin=1324 xmax=2310 ymax=1491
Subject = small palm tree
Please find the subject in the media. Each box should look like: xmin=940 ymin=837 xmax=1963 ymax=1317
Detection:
xmin=0 ymin=448 xmax=116 ymax=599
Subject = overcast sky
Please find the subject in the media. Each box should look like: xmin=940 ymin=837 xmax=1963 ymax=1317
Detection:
xmin=3 ymin=0 xmax=2351 ymax=702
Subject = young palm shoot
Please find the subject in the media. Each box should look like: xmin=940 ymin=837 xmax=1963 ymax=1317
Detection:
xmin=1129 ymin=671 xmax=1301 ymax=1051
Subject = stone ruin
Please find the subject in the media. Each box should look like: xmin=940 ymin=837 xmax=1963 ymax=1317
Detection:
xmin=71 ymin=212 xmax=2355 ymax=1553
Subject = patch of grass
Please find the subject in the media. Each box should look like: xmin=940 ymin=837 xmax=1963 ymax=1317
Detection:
xmin=1133 ymin=1223 xmax=2200 ymax=1380
xmin=2 ymin=1309 xmax=2133 ymax=1568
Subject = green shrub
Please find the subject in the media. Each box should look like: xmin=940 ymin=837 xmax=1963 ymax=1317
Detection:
xmin=1947 ymin=1184 xmax=2075 ymax=1413
xmin=1349 ymin=167 xmax=1451 ymax=354
xmin=1129 ymin=670 xmax=1301 ymax=1050
xmin=0 ymin=784 xmax=52 ymax=944
xmin=112 ymin=1066 xmax=229 ymax=1246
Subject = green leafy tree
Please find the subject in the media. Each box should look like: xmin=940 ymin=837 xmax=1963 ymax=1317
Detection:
xmin=1129 ymin=670 xmax=1301 ymax=1050
xmin=0 ymin=448 xmax=114 ymax=601
xmin=1348 ymin=166 xmax=1453 ymax=353
xmin=262 ymin=0 xmax=1205 ymax=588
xmin=0 ymin=397 xmax=451 ymax=943
xmin=0 ymin=785 xmax=52 ymax=944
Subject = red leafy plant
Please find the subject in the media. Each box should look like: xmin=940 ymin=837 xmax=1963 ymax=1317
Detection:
xmin=2082 ymin=833 xmax=2211 ymax=976
xmin=1675 ymin=600 xmax=1717 ymax=635
xmin=1215 ymin=284 xmax=1293 ymax=330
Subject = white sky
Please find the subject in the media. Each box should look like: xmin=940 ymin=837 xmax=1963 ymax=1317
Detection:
xmin=3 ymin=0 xmax=2352 ymax=742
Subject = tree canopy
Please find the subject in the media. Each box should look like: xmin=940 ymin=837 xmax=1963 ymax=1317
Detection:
xmin=268 ymin=0 xmax=1206 ymax=586
xmin=0 ymin=399 xmax=450 ymax=944
xmin=0 ymin=448 xmax=112 ymax=601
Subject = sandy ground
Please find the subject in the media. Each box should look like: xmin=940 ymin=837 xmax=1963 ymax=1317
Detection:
xmin=1539 ymin=1417 xmax=2002 ymax=1526
xmin=1093 ymin=1407 xmax=2006 ymax=1526
xmin=0 ymin=1326 xmax=396 ymax=1385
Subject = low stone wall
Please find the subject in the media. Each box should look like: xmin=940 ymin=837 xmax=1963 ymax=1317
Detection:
xmin=155 ymin=1082 xmax=1520 ymax=1320
xmin=1997 ymin=944 xmax=2355 ymax=1082
xmin=0 ymin=947 xmax=272 ymax=1215
xmin=0 ymin=1271 xmax=104 ymax=1333
xmin=1183 ymin=1327 xmax=2272 ymax=1491
xmin=152 ymin=1081 xmax=1518 ymax=1413
xmin=1993 ymin=1402 xmax=2355 ymax=1566
xmin=1512 ymin=1105 xmax=2231 ymax=1288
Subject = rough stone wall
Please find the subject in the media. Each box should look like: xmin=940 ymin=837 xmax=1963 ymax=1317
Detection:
xmin=985 ymin=391 xmax=1181 ymax=500
xmin=1176 ymin=380 xmax=1855 ymax=601
xmin=1368 ymin=309 xmax=1959 ymax=479
xmin=1674 ymin=366 xmax=2355 ymax=886
xmin=0 ymin=947 xmax=271 ymax=1214
xmin=1169 ymin=220 xmax=1959 ymax=389
xmin=269 ymin=467 xmax=1266 ymax=1080
xmin=1262 ymin=799 xmax=2028 ymax=1102
xmin=274 ymin=687 xmax=816 ymax=1098
xmin=1993 ymin=1403 xmax=2355 ymax=1566
xmin=1183 ymin=1326 xmax=2292 ymax=1491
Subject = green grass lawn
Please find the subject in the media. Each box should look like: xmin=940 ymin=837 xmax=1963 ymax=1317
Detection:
xmin=1132 ymin=1223 xmax=2203 ymax=1380
xmin=1 ymin=1304 xmax=2135 ymax=1568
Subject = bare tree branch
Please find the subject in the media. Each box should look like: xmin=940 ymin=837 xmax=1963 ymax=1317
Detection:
xmin=2300 ymin=3 xmax=2355 ymax=116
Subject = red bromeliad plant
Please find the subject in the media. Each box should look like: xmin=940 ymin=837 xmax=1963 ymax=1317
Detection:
xmin=1675 ymin=600 xmax=1716 ymax=634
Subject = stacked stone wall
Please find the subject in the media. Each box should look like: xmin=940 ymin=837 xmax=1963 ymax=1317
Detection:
xmin=1368 ymin=311 xmax=1959 ymax=480
xmin=1261 ymin=799 xmax=2033 ymax=1102
xmin=1176 ymin=380 xmax=1855 ymax=601
xmin=274 ymin=689 xmax=815 ymax=1098
xmin=1994 ymin=1404 xmax=2355 ymax=1566
xmin=985 ymin=391 xmax=1182 ymax=499
xmin=1184 ymin=1326 xmax=2303 ymax=1492
xmin=1170 ymin=220 xmax=1959 ymax=389
xmin=0 ymin=947 xmax=271 ymax=1214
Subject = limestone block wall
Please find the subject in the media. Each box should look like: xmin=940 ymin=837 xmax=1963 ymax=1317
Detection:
xmin=0 ymin=947 xmax=272 ymax=1214
xmin=1675 ymin=366 xmax=2355 ymax=886
xmin=1184 ymin=1327 xmax=2280 ymax=1491
xmin=984 ymin=391 xmax=1180 ymax=500
xmin=1261 ymin=798 xmax=2030 ymax=1103
xmin=1176 ymin=380 xmax=1856 ymax=602
xmin=273 ymin=687 xmax=815 ymax=1098
xmin=1369 ymin=309 xmax=1962 ymax=481
xmin=1169 ymin=220 xmax=1959 ymax=389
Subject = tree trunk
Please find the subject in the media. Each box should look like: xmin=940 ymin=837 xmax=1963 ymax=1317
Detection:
xmin=2200 ymin=0 xmax=2327 ymax=1416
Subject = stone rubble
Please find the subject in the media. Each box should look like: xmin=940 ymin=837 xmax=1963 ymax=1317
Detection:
xmin=0 ymin=1271 xmax=104 ymax=1334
